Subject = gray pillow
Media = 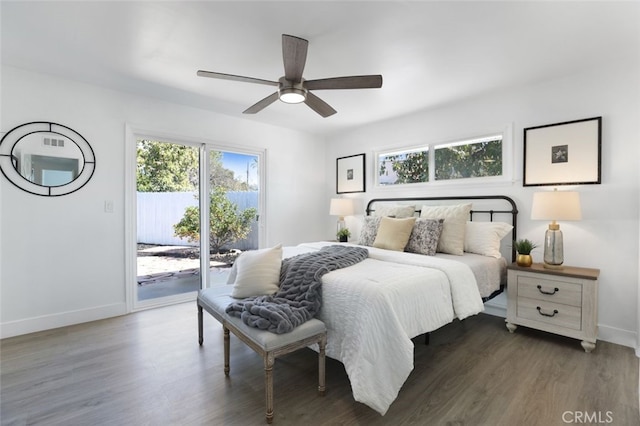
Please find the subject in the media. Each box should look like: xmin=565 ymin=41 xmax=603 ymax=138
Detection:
xmin=358 ymin=216 xmax=382 ymax=246
xmin=405 ymin=218 xmax=444 ymax=256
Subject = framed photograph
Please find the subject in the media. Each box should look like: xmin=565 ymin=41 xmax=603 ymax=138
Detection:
xmin=336 ymin=153 xmax=366 ymax=194
xmin=523 ymin=117 xmax=601 ymax=186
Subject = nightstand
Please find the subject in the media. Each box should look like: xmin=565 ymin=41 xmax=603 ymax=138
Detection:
xmin=506 ymin=263 xmax=599 ymax=352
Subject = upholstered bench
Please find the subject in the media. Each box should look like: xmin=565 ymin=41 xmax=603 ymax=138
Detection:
xmin=197 ymin=286 xmax=327 ymax=424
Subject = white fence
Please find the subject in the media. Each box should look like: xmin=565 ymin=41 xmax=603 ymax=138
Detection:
xmin=137 ymin=191 xmax=259 ymax=251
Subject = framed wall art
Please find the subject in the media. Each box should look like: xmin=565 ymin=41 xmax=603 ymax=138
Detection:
xmin=336 ymin=153 xmax=365 ymax=194
xmin=523 ymin=116 xmax=601 ymax=186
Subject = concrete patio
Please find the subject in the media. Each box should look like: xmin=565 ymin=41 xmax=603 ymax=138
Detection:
xmin=137 ymin=245 xmax=235 ymax=300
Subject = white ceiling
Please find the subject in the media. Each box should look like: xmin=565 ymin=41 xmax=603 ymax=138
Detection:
xmin=2 ymin=1 xmax=638 ymax=136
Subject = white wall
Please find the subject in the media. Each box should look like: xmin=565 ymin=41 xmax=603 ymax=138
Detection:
xmin=325 ymin=60 xmax=640 ymax=349
xmin=0 ymin=66 xmax=327 ymax=338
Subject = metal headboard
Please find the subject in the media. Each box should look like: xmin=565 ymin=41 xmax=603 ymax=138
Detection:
xmin=365 ymin=195 xmax=519 ymax=262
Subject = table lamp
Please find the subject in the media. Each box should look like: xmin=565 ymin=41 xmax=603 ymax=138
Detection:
xmin=329 ymin=198 xmax=354 ymax=234
xmin=531 ymin=189 xmax=582 ymax=269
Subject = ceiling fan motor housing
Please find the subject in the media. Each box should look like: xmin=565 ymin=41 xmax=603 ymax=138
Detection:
xmin=278 ymin=77 xmax=307 ymax=103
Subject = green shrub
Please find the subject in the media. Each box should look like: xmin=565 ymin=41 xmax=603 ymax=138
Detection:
xmin=174 ymin=186 xmax=257 ymax=254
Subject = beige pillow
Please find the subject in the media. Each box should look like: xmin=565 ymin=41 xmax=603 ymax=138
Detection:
xmin=373 ymin=217 xmax=416 ymax=251
xmin=373 ymin=204 xmax=416 ymax=218
xmin=419 ymin=203 xmax=472 ymax=255
xmin=230 ymin=244 xmax=282 ymax=298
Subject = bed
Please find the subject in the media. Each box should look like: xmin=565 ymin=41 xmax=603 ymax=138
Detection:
xmin=228 ymin=195 xmax=518 ymax=415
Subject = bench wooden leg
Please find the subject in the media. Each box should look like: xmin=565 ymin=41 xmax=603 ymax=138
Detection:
xmin=198 ymin=305 xmax=204 ymax=346
xmin=223 ymin=326 xmax=230 ymax=376
xmin=264 ymin=352 xmax=275 ymax=424
xmin=198 ymin=301 xmax=326 ymax=424
xmin=318 ymin=335 xmax=326 ymax=396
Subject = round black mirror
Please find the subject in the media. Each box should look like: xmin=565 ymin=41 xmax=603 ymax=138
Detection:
xmin=0 ymin=122 xmax=95 ymax=196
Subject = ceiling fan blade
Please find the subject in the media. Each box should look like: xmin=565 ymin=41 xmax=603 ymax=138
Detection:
xmin=282 ymin=34 xmax=308 ymax=83
xmin=304 ymin=92 xmax=337 ymax=117
xmin=243 ymin=92 xmax=280 ymax=114
xmin=197 ymin=70 xmax=278 ymax=87
xmin=305 ymin=75 xmax=383 ymax=90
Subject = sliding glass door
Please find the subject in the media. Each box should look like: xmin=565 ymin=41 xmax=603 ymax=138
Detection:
xmin=131 ymin=134 xmax=262 ymax=309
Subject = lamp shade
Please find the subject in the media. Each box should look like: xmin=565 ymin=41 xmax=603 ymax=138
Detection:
xmin=329 ymin=198 xmax=354 ymax=217
xmin=531 ymin=191 xmax=582 ymax=221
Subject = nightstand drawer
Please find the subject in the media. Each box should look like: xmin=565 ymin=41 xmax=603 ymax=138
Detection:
xmin=517 ymin=275 xmax=582 ymax=307
xmin=517 ymin=297 xmax=582 ymax=330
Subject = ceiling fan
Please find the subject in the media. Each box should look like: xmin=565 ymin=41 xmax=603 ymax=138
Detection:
xmin=197 ymin=34 xmax=383 ymax=118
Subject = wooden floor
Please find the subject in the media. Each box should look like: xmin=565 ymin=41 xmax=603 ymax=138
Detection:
xmin=2 ymin=302 xmax=638 ymax=426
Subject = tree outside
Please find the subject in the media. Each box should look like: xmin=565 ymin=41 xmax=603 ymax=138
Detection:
xmin=137 ymin=140 xmax=198 ymax=192
xmin=136 ymin=141 xmax=253 ymax=192
xmin=208 ymin=151 xmax=256 ymax=191
xmin=379 ymin=150 xmax=429 ymax=185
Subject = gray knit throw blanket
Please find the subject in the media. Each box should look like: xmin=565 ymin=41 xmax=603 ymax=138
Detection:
xmin=225 ymin=245 xmax=369 ymax=334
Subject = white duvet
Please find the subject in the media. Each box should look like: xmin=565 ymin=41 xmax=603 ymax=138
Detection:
xmin=284 ymin=242 xmax=484 ymax=415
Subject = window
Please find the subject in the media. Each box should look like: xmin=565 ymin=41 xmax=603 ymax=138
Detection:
xmin=377 ymin=130 xmax=508 ymax=186
xmin=378 ymin=147 xmax=429 ymax=185
xmin=434 ymin=135 xmax=502 ymax=181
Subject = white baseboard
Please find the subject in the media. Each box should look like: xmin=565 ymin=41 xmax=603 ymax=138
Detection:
xmin=482 ymin=293 xmax=637 ymax=353
xmin=0 ymin=303 xmax=127 ymax=339
xmin=598 ymin=324 xmax=637 ymax=351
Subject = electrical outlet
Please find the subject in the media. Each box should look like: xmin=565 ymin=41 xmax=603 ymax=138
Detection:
xmin=104 ymin=200 xmax=114 ymax=213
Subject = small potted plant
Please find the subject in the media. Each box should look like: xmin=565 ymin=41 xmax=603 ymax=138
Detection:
xmin=514 ymin=239 xmax=538 ymax=267
xmin=336 ymin=228 xmax=351 ymax=243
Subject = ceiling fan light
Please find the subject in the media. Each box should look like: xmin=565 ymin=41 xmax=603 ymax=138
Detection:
xmin=279 ymin=87 xmax=306 ymax=104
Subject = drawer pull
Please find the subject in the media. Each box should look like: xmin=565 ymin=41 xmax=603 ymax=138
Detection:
xmin=536 ymin=306 xmax=559 ymax=317
xmin=537 ymin=285 xmax=559 ymax=295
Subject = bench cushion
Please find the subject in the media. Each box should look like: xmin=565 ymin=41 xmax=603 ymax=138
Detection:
xmin=198 ymin=286 xmax=326 ymax=352
xmin=198 ymin=285 xmax=236 ymax=322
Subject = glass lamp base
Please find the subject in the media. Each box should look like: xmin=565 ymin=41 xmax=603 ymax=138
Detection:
xmin=543 ymin=228 xmax=564 ymax=269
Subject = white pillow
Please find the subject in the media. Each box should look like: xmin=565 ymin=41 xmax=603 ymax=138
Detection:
xmin=373 ymin=204 xmax=416 ymax=218
xmin=464 ymin=221 xmax=513 ymax=258
xmin=419 ymin=203 xmax=472 ymax=255
xmin=229 ymin=244 xmax=282 ymax=298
